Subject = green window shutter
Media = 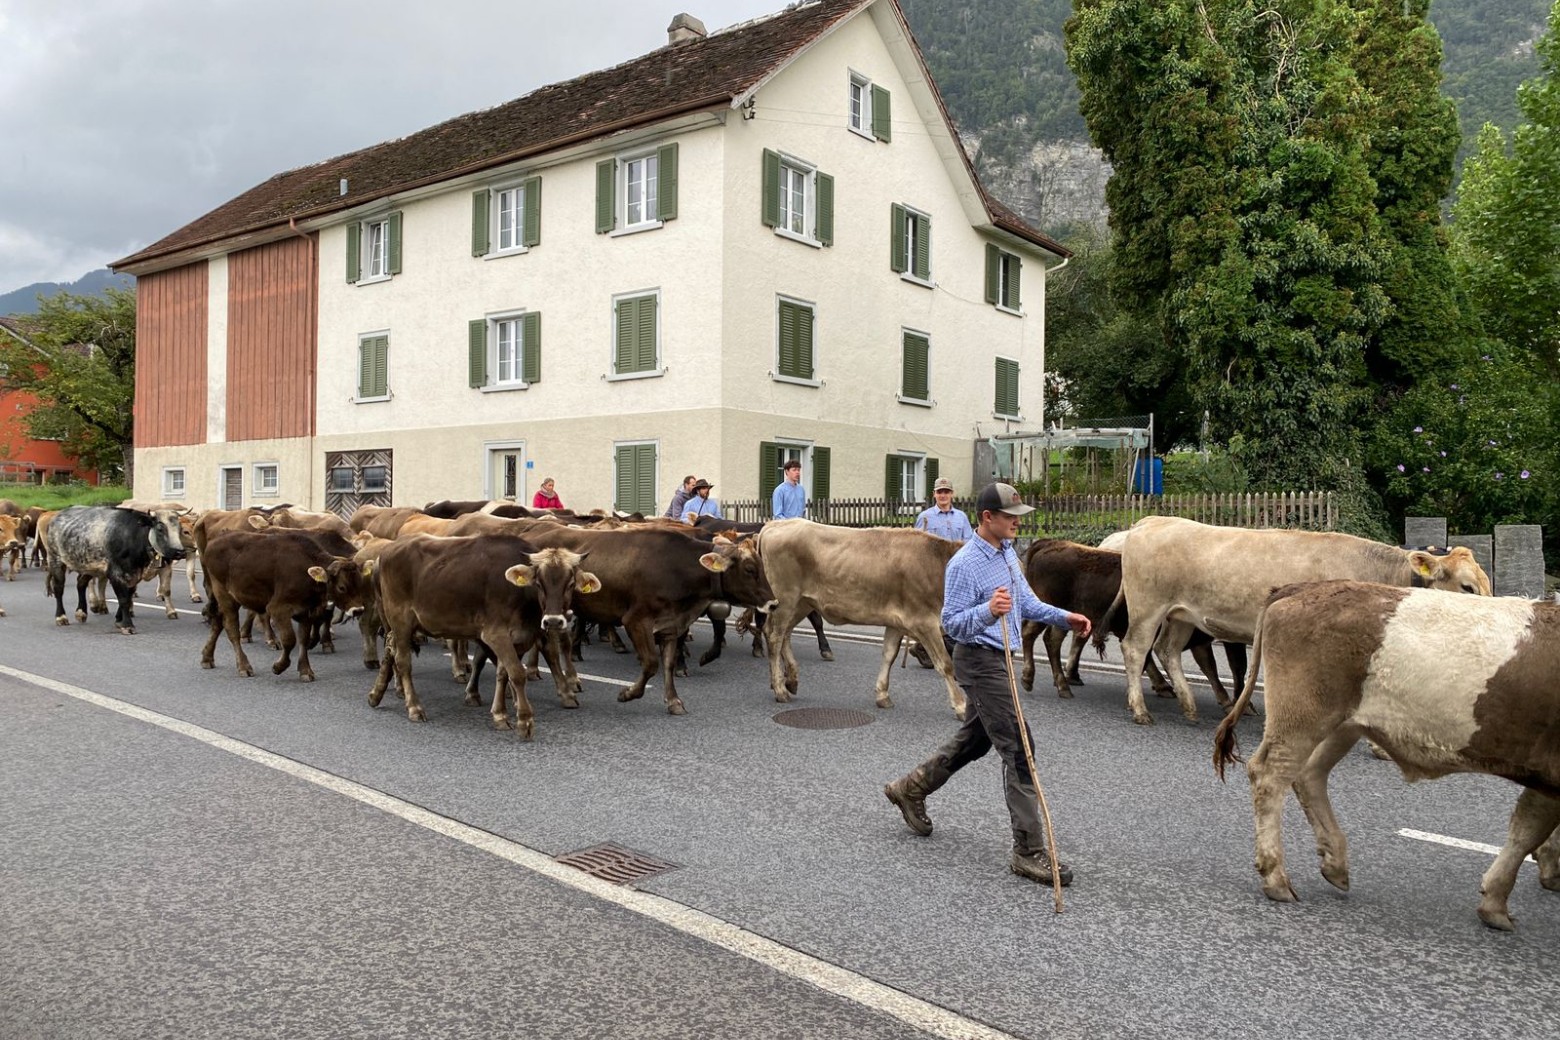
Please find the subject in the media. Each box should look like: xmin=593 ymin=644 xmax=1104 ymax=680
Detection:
xmin=1004 ymin=254 xmax=1022 ymax=310
xmin=373 ymin=337 xmax=389 ymax=397
xmin=634 ymin=444 xmax=656 ymax=515
xmin=386 ymin=212 xmax=403 ymax=275
xmin=984 ymin=243 xmax=1000 ymax=304
xmin=777 ymin=299 xmax=797 ymax=378
xmin=360 ymin=336 xmax=388 ymax=399
xmin=759 ymin=442 xmax=781 ymax=512
xmin=902 ymin=331 xmax=929 ymax=401
xmin=346 ymin=223 xmax=361 ymax=284
xmin=471 ymin=191 xmax=490 ymax=257
xmin=468 ymin=319 xmax=488 ymax=388
xmin=761 ymin=149 xmax=781 ymax=228
xmin=614 ymin=445 xmax=635 ymax=512
xmin=522 ymin=311 xmax=541 ymax=383
xmin=596 ymin=160 xmax=617 ymax=233
xmin=522 ymin=176 xmax=542 ymax=247
xmin=812 ymin=446 xmax=831 ymax=500
xmin=816 ymin=172 xmax=834 ymax=246
xmin=635 ymin=295 xmax=657 ymax=372
xmin=925 ymin=458 xmax=939 ymax=490
xmin=890 ymin=204 xmax=908 ymax=273
xmin=656 ymin=144 xmax=678 ymax=222
xmin=795 ymin=303 xmax=814 ymax=379
xmin=615 ymin=296 xmax=637 ymax=373
xmin=871 ymin=85 xmax=891 ymax=142
xmin=884 ymin=455 xmax=902 ymax=501
xmin=914 ymin=214 xmax=931 ymax=280
xmin=996 ymin=358 xmax=1019 ymax=416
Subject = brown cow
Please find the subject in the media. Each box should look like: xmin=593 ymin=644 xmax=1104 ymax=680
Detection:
xmin=369 ymin=534 xmax=599 ymax=738
xmin=0 ymin=513 xmax=22 ymax=615
xmin=1215 ymin=581 xmax=1560 ymax=931
xmin=349 ymin=505 xmax=424 ymax=539
xmin=199 ymin=528 xmax=370 ymax=681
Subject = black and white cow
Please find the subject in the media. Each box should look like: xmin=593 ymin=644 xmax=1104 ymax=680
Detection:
xmin=48 ymin=505 xmax=186 ymax=634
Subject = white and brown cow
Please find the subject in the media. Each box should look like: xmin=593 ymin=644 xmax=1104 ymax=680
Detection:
xmin=1113 ymin=517 xmax=1492 ymax=725
xmin=1214 ymin=580 xmax=1560 ymax=931
xmin=759 ymin=518 xmax=965 ymax=717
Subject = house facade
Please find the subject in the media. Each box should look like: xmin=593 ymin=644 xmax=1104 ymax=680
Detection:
xmin=0 ymin=317 xmax=101 ymax=485
xmin=114 ymin=0 xmax=1067 ymax=515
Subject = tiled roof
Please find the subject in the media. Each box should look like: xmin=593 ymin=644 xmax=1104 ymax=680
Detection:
xmin=114 ymin=0 xmax=1063 ymax=270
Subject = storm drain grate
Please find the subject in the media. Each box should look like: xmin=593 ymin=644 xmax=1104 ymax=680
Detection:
xmin=555 ymin=843 xmax=678 ymax=885
xmin=771 ymin=706 xmax=876 ymax=730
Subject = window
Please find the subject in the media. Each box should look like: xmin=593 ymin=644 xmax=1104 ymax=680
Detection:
xmin=891 ymin=204 xmax=932 ymax=283
xmin=612 ymin=292 xmax=660 ymax=377
xmin=885 ymin=453 xmax=926 ymax=504
xmin=162 ymin=467 xmax=186 ymax=497
xmin=328 ymin=467 xmax=355 ymax=493
xmin=759 ymin=441 xmax=831 ymax=506
xmin=361 ymin=466 xmax=389 ymax=493
xmin=775 ymin=296 xmax=816 ymax=383
xmin=596 ymin=144 xmax=679 ymax=234
xmin=762 ymin=150 xmax=834 ymax=246
xmin=899 ymin=329 xmax=930 ymax=404
xmin=985 ymin=244 xmax=1022 ymax=312
xmin=357 ymin=332 xmax=389 ymax=401
xmin=848 ymin=74 xmax=891 ymax=141
xmin=995 ymin=357 xmax=1021 ymax=418
xmin=613 ymin=442 xmax=658 ymax=515
xmin=472 ymin=177 xmax=541 ymax=256
xmin=346 ymin=212 xmax=402 ymax=283
xmin=469 ymin=312 xmax=541 ymax=388
xmin=253 ymin=463 xmax=279 ymax=496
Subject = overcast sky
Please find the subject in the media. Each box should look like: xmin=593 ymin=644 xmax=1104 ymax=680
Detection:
xmin=0 ymin=0 xmax=787 ymax=293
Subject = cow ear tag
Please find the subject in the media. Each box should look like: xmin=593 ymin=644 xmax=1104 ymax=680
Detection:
xmin=699 ymin=552 xmax=731 ymax=573
xmin=307 ymin=566 xmax=328 ymax=583
xmin=577 ymin=572 xmax=602 ymax=594
xmin=361 ymin=559 xmax=377 ymax=579
xmin=505 ymin=565 xmax=535 ymax=587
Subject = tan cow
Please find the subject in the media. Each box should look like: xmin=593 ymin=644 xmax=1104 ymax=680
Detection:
xmin=0 ymin=513 xmax=22 ymax=615
xmin=1215 ymin=580 xmax=1560 ymax=931
xmin=349 ymin=505 xmax=423 ymax=539
xmin=758 ymin=519 xmax=964 ymax=717
xmin=1113 ymin=517 xmax=1491 ymax=725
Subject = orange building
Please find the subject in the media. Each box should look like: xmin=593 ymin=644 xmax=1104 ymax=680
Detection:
xmin=0 ymin=316 xmax=100 ymax=484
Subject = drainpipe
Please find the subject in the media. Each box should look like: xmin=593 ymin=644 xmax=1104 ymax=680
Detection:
xmin=289 ymin=217 xmax=319 ymax=508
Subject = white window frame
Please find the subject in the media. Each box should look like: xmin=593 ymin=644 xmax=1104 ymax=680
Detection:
xmin=252 ymin=462 xmax=280 ymax=497
xmin=609 ymin=288 xmax=664 ymax=382
xmin=493 ymin=182 xmax=528 ymax=256
xmin=613 ymin=439 xmax=660 ymax=516
xmin=355 ymin=329 xmax=391 ymax=404
xmin=775 ymin=154 xmax=820 ymax=247
xmin=848 ymin=71 xmax=874 ymax=140
xmin=327 ymin=466 xmax=356 ymax=494
xmin=896 ymin=451 xmax=927 ymax=506
xmin=483 ymin=439 xmax=528 ymax=502
xmin=361 ymin=218 xmax=391 ymax=282
xmin=162 ymin=467 xmax=186 ymax=498
xmin=482 ymin=310 xmax=529 ymax=390
xmin=901 ymin=205 xmax=933 ymax=286
xmin=775 ymin=438 xmax=816 ymax=496
xmin=773 ymin=294 xmax=820 ymax=387
xmin=360 ymin=464 xmax=390 ymax=494
xmin=994 ymin=356 xmax=1022 ymax=421
xmin=996 ymin=250 xmax=1022 ymax=315
xmin=615 ymin=149 xmax=662 ymax=234
xmin=896 ymin=326 xmax=933 ymax=407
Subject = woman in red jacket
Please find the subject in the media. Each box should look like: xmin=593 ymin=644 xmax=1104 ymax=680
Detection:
xmin=532 ymin=477 xmax=563 ymax=510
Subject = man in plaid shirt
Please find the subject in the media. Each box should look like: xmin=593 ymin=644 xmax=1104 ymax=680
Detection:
xmin=884 ymin=482 xmax=1090 ymax=887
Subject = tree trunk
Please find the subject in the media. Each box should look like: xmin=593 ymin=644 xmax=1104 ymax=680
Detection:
xmin=121 ymin=441 xmax=135 ymax=492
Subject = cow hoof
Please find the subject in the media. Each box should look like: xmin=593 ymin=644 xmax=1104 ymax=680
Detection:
xmin=953 ymin=705 xmax=968 ymax=723
xmin=751 ymin=645 xmax=765 ymax=658
xmin=666 ymin=699 xmax=686 ymax=716
xmin=238 ymin=667 xmax=253 ymax=678
xmin=1132 ymin=712 xmax=1155 ymax=726
xmin=299 ymin=672 xmax=316 ymax=683
xmin=491 ymin=715 xmax=513 ymax=731
xmin=773 ymin=690 xmax=793 ymax=703
xmin=408 ymin=707 xmax=428 ymax=723
xmin=74 ymin=611 xmax=86 ymax=622
xmin=526 ymin=668 xmax=542 ymax=681
xmin=272 ymin=662 xmax=288 ymax=675
xmin=1478 ymin=906 xmax=1516 ymax=932
xmin=698 ymin=649 xmax=719 ymax=667
xmin=364 ymin=659 xmax=379 ymax=671
xmin=876 ymin=694 xmax=895 ymax=710
xmin=1182 ymin=711 xmax=1199 ymax=724
xmin=464 ymin=691 xmax=481 ymax=707
xmin=617 ymin=686 xmax=642 ymax=703
xmin=1321 ymin=862 xmax=1350 ymax=891
xmin=117 ymin=625 xmax=136 ymax=635
xmin=1067 ymin=672 xmax=1084 ymax=686
xmin=1539 ymin=868 xmax=1560 ymax=892
xmin=165 ymin=611 xmax=178 ymax=620
xmin=190 ymin=594 xmax=203 ymax=603
xmin=560 ymin=696 xmax=580 ymax=709
xmin=1154 ymin=687 xmax=1176 ymax=699
xmin=1021 ymin=673 xmax=1034 ymax=692
xmin=571 ymin=679 xmax=583 ymax=694
xmin=201 ymin=660 xmax=214 ymax=669
xmin=91 ymin=605 xmax=108 ymax=615
xmin=1056 ymin=687 xmax=1073 ymax=699
xmin=518 ymin=720 xmax=536 ymax=740
xmin=55 ymin=616 xmax=69 ymax=626
xmin=1262 ymin=878 xmax=1299 ymax=903
xmin=321 ymin=642 xmax=336 ymax=654
xmin=265 ymin=641 xmax=279 ymax=651
xmin=820 ymin=650 xmax=834 ymax=661
xmin=785 ymin=679 xmax=799 ymax=696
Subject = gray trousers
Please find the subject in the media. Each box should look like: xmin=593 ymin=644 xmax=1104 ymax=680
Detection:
xmin=921 ymin=644 xmax=1047 ymax=855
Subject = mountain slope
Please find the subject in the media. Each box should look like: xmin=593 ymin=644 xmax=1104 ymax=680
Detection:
xmin=0 ymin=268 xmax=135 ymax=317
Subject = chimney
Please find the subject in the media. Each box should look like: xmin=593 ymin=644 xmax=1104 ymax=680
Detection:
xmin=667 ymin=13 xmax=707 ymax=45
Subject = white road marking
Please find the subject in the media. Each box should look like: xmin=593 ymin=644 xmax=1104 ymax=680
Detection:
xmin=0 ymin=663 xmax=1016 ymax=1040
xmin=1398 ymin=828 xmax=1535 ymax=862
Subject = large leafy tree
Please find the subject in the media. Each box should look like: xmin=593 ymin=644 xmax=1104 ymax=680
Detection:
xmin=0 ymin=288 xmax=136 ymax=484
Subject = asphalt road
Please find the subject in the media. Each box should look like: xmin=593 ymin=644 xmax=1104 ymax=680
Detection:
xmin=2 ymin=563 xmax=1556 ymax=1039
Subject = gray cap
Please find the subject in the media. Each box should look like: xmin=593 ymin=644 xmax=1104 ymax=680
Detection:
xmin=932 ymin=477 xmax=954 ymax=492
xmin=975 ymin=482 xmax=1033 ymax=517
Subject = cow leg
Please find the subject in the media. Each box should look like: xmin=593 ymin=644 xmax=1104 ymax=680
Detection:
xmin=488 ymin=634 xmax=536 ymax=739
xmin=920 ymin=630 xmax=965 ymax=720
xmin=466 ymin=642 xmax=494 ymax=706
xmin=218 ymin=597 xmax=254 ymax=678
xmin=359 ymin=607 xmax=381 ymax=670
xmin=318 ymin=612 xmax=336 ymax=654
xmin=1019 ymin=620 xmax=1041 ymax=691
xmin=1480 ymin=788 xmax=1560 ymax=931
xmin=1536 ymin=822 xmax=1560 ymax=892
xmin=1064 ymin=631 xmax=1086 ymax=685
xmin=613 ymin=615 xmax=662 ymax=705
xmin=1154 ymin=618 xmax=1201 ymax=721
xmin=807 ymin=610 xmax=833 ymax=661
xmin=764 ymin=605 xmax=802 ymax=702
xmin=90 ymin=575 xmax=109 ymax=614
xmin=873 ymin=629 xmax=903 ymax=709
xmin=48 ymin=559 xmax=68 ymax=623
xmin=538 ymin=633 xmax=579 ymax=708
xmin=389 ymin=630 xmax=427 ymax=721
xmin=186 ymin=550 xmax=203 ymax=603
xmin=369 ymin=636 xmax=397 ymax=707
xmin=200 ymin=602 xmax=223 ymax=669
xmin=656 ymin=629 xmax=687 ymax=716
xmin=1119 ymin=608 xmax=1170 ymax=725
xmin=74 ymin=574 xmax=91 ymax=623
xmin=448 ymin=638 xmax=471 ymax=683
xmin=1190 ymin=642 xmax=1230 ymax=707
xmin=606 ymin=624 xmax=629 ymax=654
xmin=111 ymin=578 xmax=137 ymax=635
xmin=1291 ymin=724 xmax=1365 ymax=892
xmin=1043 ymin=625 xmax=1071 ymax=698
xmin=6 ymin=545 xmax=16 ymax=580
xmin=521 ymin=641 xmax=542 ymax=681
xmin=699 ymin=615 xmax=726 ymax=667
xmin=1246 ymin=729 xmax=1324 ymax=904
xmin=271 ymin=612 xmax=312 ymax=681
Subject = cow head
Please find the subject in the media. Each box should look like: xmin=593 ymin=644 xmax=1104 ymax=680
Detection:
xmin=0 ymin=514 xmax=21 ymax=552
xmin=308 ymin=557 xmax=371 ymax=614
xmin=148 ymin=510 xmax=187 ymax=561
xmin=1408 ymin=546 xmax=1492 ymax=596
xmin=506 ymin=547 xmax=600 ymax=632
xmin=700 ymin=538 xmax=776 ymax=612
xmin=176 ymin=512 xmax=200 ymax=552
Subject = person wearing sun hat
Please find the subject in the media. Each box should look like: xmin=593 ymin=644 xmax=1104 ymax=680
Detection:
xmin=914 ymin=476 xmax=973 ymax=542
xmin=884 ymin=482 xmax=1091 ymax=888
xmin=682 ymin=478 xmax=722 ymax=522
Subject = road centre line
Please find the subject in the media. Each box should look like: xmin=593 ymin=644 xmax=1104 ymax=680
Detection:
xmin=1398 ymin=828 xmax=1534 ymax=861
xmin=0 ymin=662 xmax=1021 ymax=1040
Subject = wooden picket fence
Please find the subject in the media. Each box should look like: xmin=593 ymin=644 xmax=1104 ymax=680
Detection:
xmin=724 ymin=491 xmax=1336 ymax=543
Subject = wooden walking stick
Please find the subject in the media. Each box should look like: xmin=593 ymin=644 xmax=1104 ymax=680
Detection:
xmin=1001 ymin=615 xmax=1065 ymax=913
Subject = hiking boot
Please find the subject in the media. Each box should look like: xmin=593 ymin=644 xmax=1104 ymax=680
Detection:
xmin=884 ymin=771 xmax=935 ymax=836
xmin=1010 ymin=849 xmax=1073 ymax=887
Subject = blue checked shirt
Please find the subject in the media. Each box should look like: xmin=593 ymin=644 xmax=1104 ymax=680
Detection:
xmin=772 ymin=479 xmax=807 ymax=519
xmin=914 ymin=504 xmax=974 ymax=542
xmin=942 ymin=536 xmax=1072 ymax=650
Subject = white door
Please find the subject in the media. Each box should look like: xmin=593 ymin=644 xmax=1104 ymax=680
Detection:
xmin=487 ymin=445 xmax=525 ymax=502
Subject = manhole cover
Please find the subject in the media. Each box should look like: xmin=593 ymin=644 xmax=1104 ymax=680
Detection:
xmin=555 ymin=843 xmax=677 ymax=885
xmin=771 ymin=706 xmax=876 ymax=730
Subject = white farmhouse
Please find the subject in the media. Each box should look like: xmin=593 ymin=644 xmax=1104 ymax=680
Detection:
xmin=114 ymin=0 xmax=1068 ymax=516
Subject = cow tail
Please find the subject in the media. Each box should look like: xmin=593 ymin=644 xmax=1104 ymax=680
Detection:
xmin=1093 ymin=586 xmax=1124 ymax=659
xmin=1213 ymin=617 xmax=1265 ymax=781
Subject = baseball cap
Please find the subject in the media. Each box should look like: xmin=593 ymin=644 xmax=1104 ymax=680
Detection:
xmin=975 ymin=482 xmax=1033 ymax=517
xmin=932 ymin=477 xmax=954 ymax=492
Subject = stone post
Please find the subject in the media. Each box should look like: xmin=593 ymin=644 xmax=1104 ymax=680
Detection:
xmin=1493 ymin=525 xmax=1545 ymax=599
xmin=1403 ymin=517 xmax=1447 ymax=548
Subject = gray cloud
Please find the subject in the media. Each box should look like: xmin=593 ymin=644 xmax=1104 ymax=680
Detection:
xmin=0 ymin=0 xmax=780 ymax=292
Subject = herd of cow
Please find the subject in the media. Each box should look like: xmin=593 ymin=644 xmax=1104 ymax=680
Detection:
xmin=1 ymin=496 xmax=1556 ymax=932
